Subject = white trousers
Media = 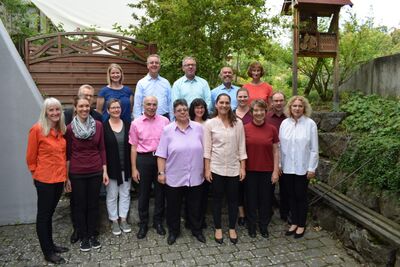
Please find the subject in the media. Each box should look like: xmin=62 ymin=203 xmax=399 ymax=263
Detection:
xmin=106 ymin=172 xmax=131 ymax=221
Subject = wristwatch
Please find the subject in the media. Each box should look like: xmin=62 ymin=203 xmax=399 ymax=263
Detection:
xmin=158 ymin=171 xmax=165 ymax=175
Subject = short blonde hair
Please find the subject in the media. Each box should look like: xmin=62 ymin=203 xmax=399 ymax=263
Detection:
xmin=38 ymin=97 xmax=66 ymax=136
xmin=284 ymin=95 xmax=312 ymax=118
xmin=107 ymin=63 xmax=124 ymax=85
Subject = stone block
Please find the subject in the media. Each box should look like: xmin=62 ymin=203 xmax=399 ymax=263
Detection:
xmin=312 ymin=112 xmax=347 ymax=132
xmin=379 ymin=193 xmax=400 ymax=224
xmin=319 ymin=132 xmax=351 ymax=159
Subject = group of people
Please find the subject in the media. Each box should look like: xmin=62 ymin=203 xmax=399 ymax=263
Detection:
xmin=26 ymin=54 xmax=319 ymax=264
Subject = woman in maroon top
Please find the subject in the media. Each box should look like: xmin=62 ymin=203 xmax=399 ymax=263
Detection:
xmin=234 ymin=87 xmax=252 ymax=226
xmin=65 ymin=96 xmax=109 ymax=252
xmin=244 ymin=99 xmax=279 ymax=238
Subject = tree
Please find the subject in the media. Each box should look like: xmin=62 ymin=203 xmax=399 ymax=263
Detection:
xmin=122 ymin=0 xmax=276 ymax=86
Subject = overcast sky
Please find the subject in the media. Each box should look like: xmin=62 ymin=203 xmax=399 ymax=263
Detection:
xmin=267 ymin=0 xmax=400 ymax=29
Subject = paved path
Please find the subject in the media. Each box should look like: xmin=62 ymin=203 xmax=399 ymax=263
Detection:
xmin=0 ymin=197 xmax=361 ymax=266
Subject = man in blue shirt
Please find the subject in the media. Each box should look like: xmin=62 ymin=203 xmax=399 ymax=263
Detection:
xmin=171 ymin=57 xmax=211 ymax=113
xmin=133 ymin=54 xmax=172 ymax=120
xmin=211 ymin=66 xmax=239 ymax=112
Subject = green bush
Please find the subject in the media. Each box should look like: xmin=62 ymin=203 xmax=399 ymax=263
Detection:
xmin=338 ymin=93 xmax=400 ymax=194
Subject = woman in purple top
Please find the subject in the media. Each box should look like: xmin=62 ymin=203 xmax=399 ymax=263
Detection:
xmin=66 ymin=96 xmax=109 ymax=252
xmin=96 ymin=63 xmax=133 ymax=122
xmin=156 ymin=99 xmax=206 ymax=245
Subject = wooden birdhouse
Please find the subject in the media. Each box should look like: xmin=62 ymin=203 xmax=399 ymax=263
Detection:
xmin=281 ymin=0 xmax=353 ymax=106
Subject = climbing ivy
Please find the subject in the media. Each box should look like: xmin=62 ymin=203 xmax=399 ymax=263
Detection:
xmin=338 ymin=93 xmax=400 ymax=194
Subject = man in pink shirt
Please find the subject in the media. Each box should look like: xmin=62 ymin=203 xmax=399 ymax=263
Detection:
xmin=129 ymin=96 xmax=169 ymax=239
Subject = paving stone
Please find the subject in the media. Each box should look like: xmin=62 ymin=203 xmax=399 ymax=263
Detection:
xmin=161 ymin=252 xmax=182 ymax=261
xmin=303 ymin=248 xmax=326 ymax=258
xmin=233 ymin=250 xmax=255 ymax=260
xmin=230 ymin=260 xmax=252 ymax=266
xmin=304 ymin=257 xmax=328 ymax=267
xmin=286 ymin=251 xmax=306 ymax=261
xmin=303 ymin=239 xmax=325 ymax=249
xmin=268 ymin=254 xmax=291 ymax=265
xmin=199 ymin=246 xmax=219 ymax=256
xmin=214 ymin=253 xmax=236 ymax=263
xmin=130 ymin=247 xmax=151 ymax=257
xmin=249 ymin=257 xmax=272 ymax=266
xmin=174 ymin=258 xmax=197 ymax=266
xmin=252 ymin=248 xmax=274 ymax=258
xmin=142 ymin=254 xmax=162 ymax=264
xmin=99 ymin=259 xmax=121 ymax=266
xmin=194 ymin=255 xmax=217 ymax=265
xmin=286 ymin=261 xmax=308 ymax=267
xmin=323 ymin=254 xmax=344 ymax=264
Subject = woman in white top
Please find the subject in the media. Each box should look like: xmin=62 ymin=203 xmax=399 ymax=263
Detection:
xmin=204 ymin=93 xmax=247 ymax=244
xmin=279 ymin=96 xmax=318 ymax=239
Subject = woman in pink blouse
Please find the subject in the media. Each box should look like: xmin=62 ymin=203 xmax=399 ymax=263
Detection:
xmin=204 ymin=93 xmax=247 ymax=244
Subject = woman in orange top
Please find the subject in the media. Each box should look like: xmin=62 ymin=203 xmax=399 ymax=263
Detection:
xmin=26 ymin=97 xmax=68 ymax=265
xmin=243 ymin=62 xmax=273 ymax=106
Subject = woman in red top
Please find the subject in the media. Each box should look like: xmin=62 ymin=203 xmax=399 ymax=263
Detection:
xmin=26 ymin=97 xmax=68 ymax=264
xmin=65 ymin=96 xmax=109 ymax=252
xmin=243 ymin=62 xmax=273 ymax=106
xmin=244 ymin=99 xmax=279 ymax=238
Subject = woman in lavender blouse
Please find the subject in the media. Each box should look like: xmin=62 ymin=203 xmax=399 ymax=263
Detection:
xmin=156 ymin=99 xmax=206 ymax=245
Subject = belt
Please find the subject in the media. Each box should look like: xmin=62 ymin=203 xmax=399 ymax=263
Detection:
xmin=137 ymin=151 xmax=156 ymax=156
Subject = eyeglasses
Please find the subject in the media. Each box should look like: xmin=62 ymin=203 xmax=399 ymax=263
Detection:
xmin=175 ymin=108 xmax=188 ymax=113
xmin=148 ymin=61 xmax=160 ymax=65
xmin=184 ymin=64 xmax=196 ymax=67
xmin=109 ymin=106 xmax=121 ymax=110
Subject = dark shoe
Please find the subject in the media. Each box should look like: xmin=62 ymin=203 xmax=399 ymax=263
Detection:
xmin=261 ymin=229 xmax=269 ymax=238
xmin=193 ymin=233 xmax=206 ymax=243
xmin=154 ymin=224 xmax=166 ymax=236
xmin=45 ymin=253 xmax=66 ymax=264
xmin=137 ymin=225 xmax=148 ymax=239
xmin=80 ymin=238 xmax=91 ymax=252
xmin=70 ymin=229 xmax=79 ymax=244
xmin=214 ymin=237 xmax=223 ymax=244
xmin=229 ymin=229 xmax=238 ymax=244
xmin=167 ymin=233 xmax=178 ymax=245
xmin=89 ymin=236 xmax=101 ymax=249
xmin=238 ymin=217 xmax=246 ymax=227
xmin=248 ymin=229 xmax=256 ymax=238
xmin=201 ymin=221 xmax=207 ymax=229
xmin=285 ymin=226 xmax=297 ymax=236
xmin=53 ymin=245 xmax=69 ymax=253
xmin=294 ymin=228 xmax=306 ymax=239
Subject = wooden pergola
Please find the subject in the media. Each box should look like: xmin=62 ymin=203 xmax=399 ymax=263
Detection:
xmin=281 ymin=0 xmax=353 ymax=108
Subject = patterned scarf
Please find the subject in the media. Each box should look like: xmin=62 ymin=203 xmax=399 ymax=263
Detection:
xmin=71 ymin=115 xmax=96 ymax=139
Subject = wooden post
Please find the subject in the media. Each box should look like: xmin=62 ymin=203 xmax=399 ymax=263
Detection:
xmin=333 ymin=10 xmax=340 ymax=111
xmin=292 ymin=7 xmax=298 ymax=96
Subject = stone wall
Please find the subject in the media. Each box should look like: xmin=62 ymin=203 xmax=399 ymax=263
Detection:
xmin=339 ymin=53 xmax=400 ymax=97
xmin=312 ymin=112 xmax=400 ymax=266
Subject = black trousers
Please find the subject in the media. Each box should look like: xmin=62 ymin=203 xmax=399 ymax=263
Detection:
xmin=137 ymin=153 xmax=165 ymax=226
xmin=283 ymin=173 xmax=309 ymax=227
xmin=245 ymin=171 xmax=272 ymax=232
xmin=278 ymin=175 xmax=290 ymax=219
xmin=70 ymin=173 xmax=102 ymax=239
xmin=212 ymin=173 xmax=239 ymax=229
xmin=166 ymin=184 xmax=203 ymax=235
xmin=238 ymin=179 xmax=246 ymax=207
xmin=200 ymin=180 xmax=210 ymax=225
xmin=34 ymin=180 xmax=64 ymax=256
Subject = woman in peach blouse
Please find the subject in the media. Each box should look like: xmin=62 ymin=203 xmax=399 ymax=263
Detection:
xmin=26 ymin=97 xmax=68 ymax=265
xmin=243 ymin=62 xmax=273 ymax=106
xmin=204 ymin=93 xmax=247 ymax=245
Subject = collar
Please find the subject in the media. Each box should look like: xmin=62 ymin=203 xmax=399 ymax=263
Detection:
xmin=141 ymin=114 xmax=157 ymax=121
xmin=146 ymin=73 xmax=160 ymax=81
xmin=183 ymin=75 xmax=197 ymax=82
xmin=174 ymin=120 xmax=193 ymax=131
xmin=267 ymin=111 xmax=285 ymax=118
